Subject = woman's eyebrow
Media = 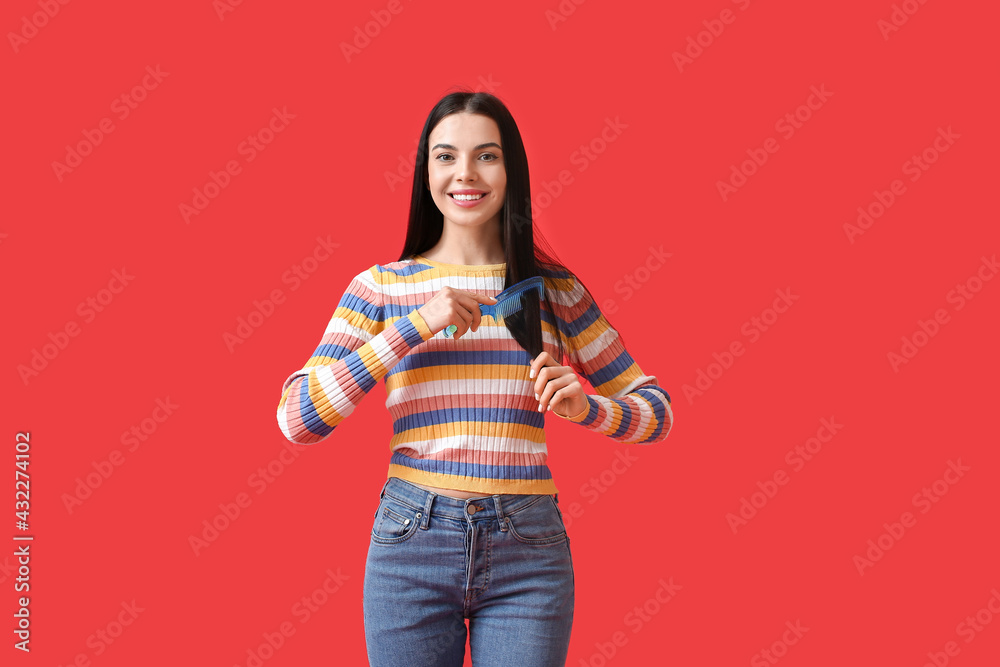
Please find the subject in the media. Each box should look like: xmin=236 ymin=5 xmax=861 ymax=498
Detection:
xmin=431 ymin=142 xmax=502 ymax=151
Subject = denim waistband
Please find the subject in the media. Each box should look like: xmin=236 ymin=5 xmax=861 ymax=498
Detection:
xmin=379 ymin=476 xmax=558 ymax=525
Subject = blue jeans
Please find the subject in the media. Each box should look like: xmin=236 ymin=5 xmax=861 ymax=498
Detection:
xmin=364 ymin=477 xmax=575 ymax=666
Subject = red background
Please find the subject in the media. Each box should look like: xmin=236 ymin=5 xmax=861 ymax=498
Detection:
xmin=4 ymin=0 xmax=998 ymax=665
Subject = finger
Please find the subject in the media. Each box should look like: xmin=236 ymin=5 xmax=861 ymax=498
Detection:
xmin=529 ymin=351 xmax=555 ymax=379
xmin=547 ymin=377 xmax=583 ymax=414
xmin=471 ymin=300 xmax=482 ymax=332
xmin=457 ymin=292 xmax=488 ymax=332
xmin=452 ymin=309 xmax=472 ymax=339
xmin=546 ymin=388 xmax=563 ymax=413
xmin=536 ymin=374 xmax=571 ymax=412
xmin=532 ymin=360 xmax=565 ymax=397
xmin=535 ymin=369 xmax=564 ymax=406
xmin=460 ymin=290 xmax=496 ymax=306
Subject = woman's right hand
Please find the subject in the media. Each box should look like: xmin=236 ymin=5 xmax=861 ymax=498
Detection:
xmin=416 ymin=287 xmax=498 ymax=340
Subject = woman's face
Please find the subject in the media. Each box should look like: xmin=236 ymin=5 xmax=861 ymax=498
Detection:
xmin=426 ymin=113 xmax=506 ymax=231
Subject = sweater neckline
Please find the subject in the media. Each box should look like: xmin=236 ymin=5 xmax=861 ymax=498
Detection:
xmin=412 ymin=254 xmax=507 ymax=274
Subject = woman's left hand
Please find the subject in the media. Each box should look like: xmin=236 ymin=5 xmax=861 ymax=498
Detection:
xmin=530 ymin=351 xmax=588 ymax=418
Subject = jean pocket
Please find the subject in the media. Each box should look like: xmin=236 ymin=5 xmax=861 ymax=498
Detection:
xmin=371 ymin=499 xmax=420 ymax=545
xmin=505 ymin=496 xmax=567 ymax=546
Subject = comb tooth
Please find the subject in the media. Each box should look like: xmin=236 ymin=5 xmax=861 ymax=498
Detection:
xmin=496 ymin=299 xmax=513 ymax=320
xmin=496 ymin=285 xmax=540 ymax=322
xmin=487 ymin=277 xmax=545 ymax=323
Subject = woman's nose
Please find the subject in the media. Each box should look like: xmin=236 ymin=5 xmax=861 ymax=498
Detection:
xmin=455 ymin=158 xmax=478 ymax=181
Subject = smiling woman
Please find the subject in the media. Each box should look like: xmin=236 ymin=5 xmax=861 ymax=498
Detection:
xmin=421 ymin=112 xmax=508 ymax=265
xmin=275 ymin=90 xmax=674 ymax=667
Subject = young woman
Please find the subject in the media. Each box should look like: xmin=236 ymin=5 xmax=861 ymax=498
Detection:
xmin=275 ymin=91 xmax=673 ymax=666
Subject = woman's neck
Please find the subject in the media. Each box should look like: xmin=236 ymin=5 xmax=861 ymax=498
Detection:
xmin=421 ymin=235 xmax=504 ymax=265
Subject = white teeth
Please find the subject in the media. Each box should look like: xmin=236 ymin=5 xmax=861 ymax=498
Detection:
xmin=451 ymin=193 xmax=484 ymax=201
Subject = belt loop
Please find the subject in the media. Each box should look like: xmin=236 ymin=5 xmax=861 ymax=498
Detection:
xmin=553 ymin=492 xmax=559 ymax=505
xmin=492 ymin=494 xmax=508 ymax=532
xmin=419 ymin=490 xmax=436 ymax=530
xmin=379 ymin=477 xmax=391 ymax=500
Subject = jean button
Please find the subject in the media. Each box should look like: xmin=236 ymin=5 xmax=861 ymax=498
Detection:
xmin=467 ymin=504 xmax=480 ymax=515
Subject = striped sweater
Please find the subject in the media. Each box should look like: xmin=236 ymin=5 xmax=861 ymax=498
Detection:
xmin=275 ymin=253 xmax=673 ymax=495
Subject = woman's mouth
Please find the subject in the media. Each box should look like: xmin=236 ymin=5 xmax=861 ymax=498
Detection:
xmin=448 ymin=192 xmax=487 ymax=208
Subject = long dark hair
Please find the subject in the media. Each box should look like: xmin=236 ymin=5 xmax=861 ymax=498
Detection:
xmin=397 ymin=89 xmax=627 ymax=365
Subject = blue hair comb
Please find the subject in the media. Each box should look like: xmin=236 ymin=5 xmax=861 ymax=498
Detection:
xmin=443 ymin=275 xmax=545 ymax=338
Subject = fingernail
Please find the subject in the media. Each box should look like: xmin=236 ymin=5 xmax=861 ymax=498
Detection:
xmin=529 ymin=368 xmax=535 ymax=379
xmin=538 ymin=404 xmax=543 ymax=412
xmin=534 ymin=393 xmax=539 ymax=400
xmin=547 ymin=405 xmax=552 ymax=411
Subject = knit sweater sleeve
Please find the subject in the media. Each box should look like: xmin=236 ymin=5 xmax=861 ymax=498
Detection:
xmin=552 ymin=273 xmax=673 ymax=444
xmin=275 ymin=265 xmax=434 ymax=444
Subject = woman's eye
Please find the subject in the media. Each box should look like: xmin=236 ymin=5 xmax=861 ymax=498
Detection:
xmin=434 ymin=153 xmax=499 ymax=162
